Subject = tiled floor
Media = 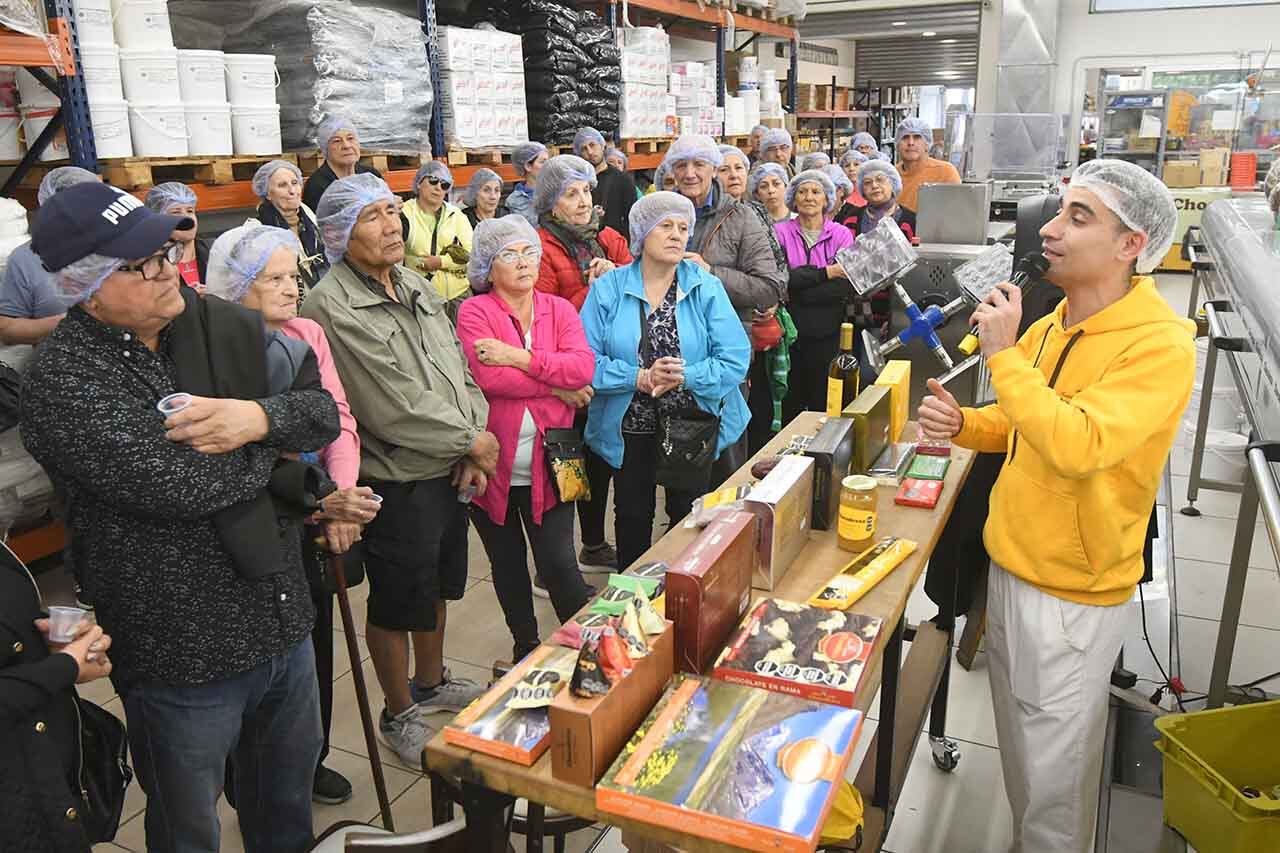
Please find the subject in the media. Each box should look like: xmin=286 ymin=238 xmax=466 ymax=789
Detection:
xmin=66 ymin=272 xmax=1278 ymax=851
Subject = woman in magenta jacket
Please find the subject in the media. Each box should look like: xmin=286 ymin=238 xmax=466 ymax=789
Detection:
xmin=457 ymin=215 xmax=597 ymax=662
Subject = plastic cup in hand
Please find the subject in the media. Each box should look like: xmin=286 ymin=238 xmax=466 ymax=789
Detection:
xmin=369 ymin=493 xmax=383 ymax=504
xmin=457 ymin=485 xmax=476 ymax=504
xmin=157 ymin=393 xmax=193 ymax=416
xmin=47 ymin=605 xmax=87 ymax=643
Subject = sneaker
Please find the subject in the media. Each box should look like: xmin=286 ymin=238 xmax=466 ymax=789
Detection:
xmin=531 ymin=575 xmax=551 ymax=599
xmin=578 ymin=541 xmax=619 ymax=570
xmin=378 ymin=705 xmax=433 ymax=766
xmin=313 ymin=764 xmax=353 ymax=805
xmin=410 ymin=667 xmax=486 ymax=715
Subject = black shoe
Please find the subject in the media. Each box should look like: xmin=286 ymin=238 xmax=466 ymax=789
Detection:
xmin=313 ymin=765 xmax=353 ymax=805
xmin=578 ymin=542 xmax=619 ymax=570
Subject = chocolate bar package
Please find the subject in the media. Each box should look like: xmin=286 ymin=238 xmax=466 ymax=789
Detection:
xmin=743 ymin=454 xmax=814 ymax=590
xmin=874 ymin=360 xmax=911 ymax=443
xmin=803 ymin=416 xmax=855 ymax=532
xmin=841 ymin=384 xmax=892 ymax=475
xmin=597 ymin=675 xmax=864 ymax=853
xmin=868 ymin=441 xmax=916 ymax=487
xmin=665 ymin=511 xmax=757 ymax=674
xmin=713 ymin=599 xmax=882 ymax=708
xmin=895 ymin=477 xmax=943 ymax=508
xmin=905 ymin=454 xmax=950 ymax=481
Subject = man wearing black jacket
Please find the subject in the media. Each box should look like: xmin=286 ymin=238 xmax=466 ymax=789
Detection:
xmin=302 ymin=115 xmax=382 ymax=214
xmin=574 ymin=126 xmax=637 ymax=239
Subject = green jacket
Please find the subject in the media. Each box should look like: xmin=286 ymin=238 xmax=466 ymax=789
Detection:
xmin=300 ymin=260 xmax=488 ymax=483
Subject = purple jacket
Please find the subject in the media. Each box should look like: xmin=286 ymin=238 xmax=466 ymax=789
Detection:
xmin=774 ymin=218 xmax=855 ymax=338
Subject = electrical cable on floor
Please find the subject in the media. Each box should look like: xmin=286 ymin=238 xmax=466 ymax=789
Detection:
xmin=1238 ymin=669 xmax=1280 ymax=689
xmin=1138 ymin=583 xmax=1186 ymax=711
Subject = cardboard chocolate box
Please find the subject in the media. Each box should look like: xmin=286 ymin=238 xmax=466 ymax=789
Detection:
xmin=665 ymin=510 xmax=757 ymax=674
xmin=804 ymin=416 xmax=855 ymax=532
xmin=743 ymin=454 xmax=814 ymax=589
xmin=842 ymin=384 xmax=892 ymax=475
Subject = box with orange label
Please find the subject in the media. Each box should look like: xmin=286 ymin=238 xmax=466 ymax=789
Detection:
xmin=596 ymin=674 xmax=864 ymax=853
xmin=665 ymin=510 xmax=757 ymax=673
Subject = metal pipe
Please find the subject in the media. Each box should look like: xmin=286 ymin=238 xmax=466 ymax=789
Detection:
xmin=1248 ymin=446 xmax=1280 ymax=577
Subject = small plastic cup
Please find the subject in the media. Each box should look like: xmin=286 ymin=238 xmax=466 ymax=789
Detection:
xmin=369 ymin=493 xmax=383 ymax=504
xmin=457 ymin=485 xmax=476 ymax=504
xmin=157 ymin=393 xmax=193 ymax=417
xmin=47 ymin=605 xmax=87 ymax=643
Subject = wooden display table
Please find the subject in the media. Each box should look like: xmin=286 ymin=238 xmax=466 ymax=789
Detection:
xmin=425 ymin=413 xmax=975 ymax=852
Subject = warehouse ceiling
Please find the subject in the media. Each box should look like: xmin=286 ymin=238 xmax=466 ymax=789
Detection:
xmin=799 ymin=1 xmax=982 ymax=89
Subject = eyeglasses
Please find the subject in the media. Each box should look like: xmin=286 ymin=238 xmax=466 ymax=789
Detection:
xmin=495 ymin=247 xmax=541 ymax=265
xmin=117 ymin=242 xmax=183 ymax=280
xmin=425 ymin=177 xmax=452 ymax=191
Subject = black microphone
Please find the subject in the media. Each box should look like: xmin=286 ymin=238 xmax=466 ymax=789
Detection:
xmin=957 ymin=253 xmax=1049 ymax=356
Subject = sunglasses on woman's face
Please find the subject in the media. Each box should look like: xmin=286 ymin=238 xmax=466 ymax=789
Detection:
xmin=425 ymin=176 xmax=452 ymax=191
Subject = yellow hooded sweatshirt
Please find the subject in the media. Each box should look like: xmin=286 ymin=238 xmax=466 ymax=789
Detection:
xmin=955 ymin=277 xmax=1195 ymax=606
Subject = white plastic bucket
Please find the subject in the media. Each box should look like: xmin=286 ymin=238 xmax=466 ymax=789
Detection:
xmin=185 ymin=102 xmax=232 ymax=156
xmin=119 ymin=47 xmax=181 ymax=104
xmin=110 ymin=0 xmax=174 ymax=50
xmin=16 ymin=69 xmax=59 ymax=108
xmin=224 ymin=54 xmax=278 ymax=107
xmin=78 ymin=43 xmax=124 ymax=102
xmin=1187 ymin=380 xmax=1242 ymax=432
xmin=230 ymin=103 xmax=281 ymax=155
xmin=73 ymin=0 xmax=116 ymax=46
xmin=177 ymin=50 xmax=227 ymax=104
xmin=1202 ymin=429 xmax=1248 ymax=484
xmin=0 ymin=110 xmax=23 ymax=160
xmin=89 ymin=100 xmax=132 ymax=158
xmin=20 ymin=106 xmax=67 ymax=162
xmin=128 ymin=103 xmax=187 ymax=157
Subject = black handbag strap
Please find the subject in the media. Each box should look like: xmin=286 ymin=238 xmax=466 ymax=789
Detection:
xmin=636 ymin=297 xmax=650 ymax=368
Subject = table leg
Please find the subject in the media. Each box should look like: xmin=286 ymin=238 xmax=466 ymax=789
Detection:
xmin=873 ymin=615 xmax=904 ymax=810
xmin=459 ymin=781 xmax=514 ymax=852
xmin=429 ymin=771 xmax=456 ymax=826
xmin=526 ymin=801 xmax=545 ymax=853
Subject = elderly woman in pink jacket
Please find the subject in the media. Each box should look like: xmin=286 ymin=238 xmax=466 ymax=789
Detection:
xmin=457 ymin=215 xmax=597 ymax=663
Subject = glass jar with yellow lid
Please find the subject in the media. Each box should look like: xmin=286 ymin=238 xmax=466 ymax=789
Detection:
xmin=837 ymin=475 xmax=879 ymax=552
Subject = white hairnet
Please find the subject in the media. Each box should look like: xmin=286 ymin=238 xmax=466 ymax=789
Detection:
xmin=628 ymin=191 xmax=695 ymax=257
xmin=663 ymin=134 xmax=724 ymax=169
xmin=762 ymin=128 xmax=793 ymax=153
xmin=786 ymin=169 xmax=837 ymax=215
xmin=719 ymin=145 xmax=749 ymax=169
xmin=413 ymin=160 xmax=454 ymax=195
xmin=851 ymin=132 xmax=877 ymax=151
xmin=317 ymin=115 xmax=358 ymax=151
xmin=533 ymin=154 xmax=597 ymax=215
xmin=37 ymin=166 xmax=97 ymax=206
xmin=572 ymin=127 xmax=605 ymax=156
xmin=896 ymin=116 xmax=932 ymax=144
xmin=143 ymin=181 xmax=197 ymax=214
xmin=315 ymin=173 xmax=397 ymax=264
xmin=822 ymin=164 xmax=853 ymax=198
xmin=467 ymin=214 xmax=542 ymax=293
xmin=653 ymin=160 xmax=673 ymax=190
xmin=750 ymin=124 xmax=769 ymax=136
xmin=462 ymin=168 xmax=502 ymax=207
xmin=748 ymin=162 xmax=788 ymax=198
xmin=55 ymin=252 xmax=121 ymax=306
xmin=1069 ymin=158 xmax=1178 ymax=274
xmin=205 ymin=224 xmax=302 ymax=304
xmin=857 ymin=159 xmax=903 ymax=198
xmin=605 ymin=146 xmax=628 ymax=170
xmin=800 ymin=152 xmax=831 ymax=171
xmin=839 ymin=149 xmax=868 ymax=168
xmin=513 ymin=141 xmax=548 ymax=177
xmin=252 ymin=159 xmax=303 ymax=199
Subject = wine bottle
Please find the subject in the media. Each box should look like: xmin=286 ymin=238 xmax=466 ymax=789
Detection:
xmin=826 ymin=322 xmax=860 ymax=417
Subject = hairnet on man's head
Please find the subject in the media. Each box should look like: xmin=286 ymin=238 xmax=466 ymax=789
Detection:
xmin=413 ymin=160 xmax=454 ymax=195
xmin=37 ymin=166 xmax=97 ymax=206
xmin=463 ymin=168 xmax=503 ymax=207
xmin=839 ymin=149 xmax=868 ymax=168
xmin=822 ymin=164 xmax=853 ymax=198
xmin=315 ymin=173 xmax=397 ymax=264
xmin=628 ymin=191 xmax=696 ymax=257
xmin=786 ymin=169 xmax=837 ymax=215
xmin=719 ymin=145 xmax=749 ymax=169
xmin=663 ymin=134 xmax=724 ymax=169
xmin=572 ymin=127 xmax=605 ymax=156
xmin=605 ymin=146 xmax=628 ymax=170
xmin=513 ymin=141 xmax=548 ymax=177
xmin=851 ymin=132 xmax=877 ymax=151
xmin=55 ymin=253 xmax=123 ymax=307
xmin=1069 ymin=158 xmax=1178 ymax=274
xmin=252 ymin=159 xmax=303 ymax=200
xmin=653 ymin=160 xmax=673 ymax=190
xmin=799 ymin=152 xmax=831 ymax=172
xmin=896 ymin=116 xmax=932 ymax=144
xmin=205 ymin=224 xmax=303 ymax=304
xmin=748 ymin=162 xmax=788 ymax=198
xmin=467 ymin=214 xmax=542 ymax=293
xmin=317 ymin=115 xmax=359 ymax=151
xmin=750 ymin=124 xmax=769 ymax=137
xmin=143 ymin=182 xmax=197 ymax=214
xmin=857 ymin=159 xmax=903 ymax=198
xmin=533 ymin=154 xmax=597 ymax=215
xmin=762 ymin=128 xmax=793 ymax=153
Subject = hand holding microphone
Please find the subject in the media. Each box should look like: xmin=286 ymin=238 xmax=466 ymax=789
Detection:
xmin=957 ymin=253 xmax=1049 ymax=357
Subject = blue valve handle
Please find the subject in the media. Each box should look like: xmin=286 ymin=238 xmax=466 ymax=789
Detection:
xmin=893 ymin=295 xmax=951 ymax=368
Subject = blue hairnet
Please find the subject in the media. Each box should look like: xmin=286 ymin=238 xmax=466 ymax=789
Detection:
xmin=413 ymin=160 xmax=454 ymax=195
xmin=572 ymin=127 xmax=605 ymax=156
xmin=317 ymin=115 xmax=358 ymax=151
xmin=37 ymin=166 xmax=97 ymax=206
xmin=750 ymin=124 xmax=769 ymax=137
xmin=653 ymin=160 xmax=673 ymax=190
xmin=839 ymin=149 xmax=868 ymax=168
xmin=605 ymin=146 xmax=628 ymax=170
xmin=628 ymin=191 xmax=696 ymax=257
xmin=316 ymin=173 xmax=397 ymax=264
xmin=463 ymin=168 xmax=502 ymax=207
xmin=762 ymin=128 xmax=792 ymax=153
xmin=748 ymin=162 xmax=788 ymax=198
xmin=873 ymin=150 xmax=890 ymax=161
xmin=895 ymin=116 xmax=932 ymax=144
xmin=857 ymin=159 xmax=903 ymax=198
xmin=786 ymin=169 xmax=837 ymax=215
xmin=822 ymin=164 xmax=853 ymax=198
xmin=252 ymin=159 xmax=303 ymax=199
xmin=719 ymin=145 xmax=749 ymax=169
xmin=467 ymin=214 xmax=542 ymax=293
xmin=205 ymin=224 xmax=303 ymax=304
xmin=513 ymin=141 xmax=548 ymax=177
xmin=1070 ymin=158 xmax=1178 ymax=274
xmin=55 ymin=253 xmax=121 ymax=306
xmin=851 ymin=132 xmax=877 ymax=151
xmin=143 ymin=181 xmax=197 ymax=214
xmin=663 ymin=134 xmax=723 ymax=169
xmin=799 ymin=152 xmax=831 ymax=171
xmin=533 ymin=154 xmax=597 ymax=215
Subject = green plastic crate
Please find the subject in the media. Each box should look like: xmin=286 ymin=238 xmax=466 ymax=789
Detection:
xmin=1154 ymin=700 xmax=1280 ymax=852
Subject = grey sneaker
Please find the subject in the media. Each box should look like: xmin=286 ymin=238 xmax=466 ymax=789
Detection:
xmin=378 ymin=705 xmax=432 ymax=765
xmin=531 ymin=575 xmax=550 ymax=600
xmin=410 ymin=668 xmax=486 ymax=715
xmin=578 ymin=541 xmax=619 ymax=570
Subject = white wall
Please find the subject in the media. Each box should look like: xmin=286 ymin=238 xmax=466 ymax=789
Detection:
xmin=757 ymin=39 xmax=857 ymax=88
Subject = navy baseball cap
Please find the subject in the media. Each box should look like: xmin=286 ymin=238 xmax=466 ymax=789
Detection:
xmin=31 ymin=182 xmax=194 ymax=273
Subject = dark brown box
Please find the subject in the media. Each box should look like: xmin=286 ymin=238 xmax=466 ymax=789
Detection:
xmin=664 ymin=511 xmax=756 ymax=674
xmin=805 ymin=416 xmax=855 ymax=531
xmin=549 ymin=622 xmax=675 ymax=787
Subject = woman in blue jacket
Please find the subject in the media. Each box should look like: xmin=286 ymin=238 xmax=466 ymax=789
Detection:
xmin=580 ymin=192 xmax=751 ymax=570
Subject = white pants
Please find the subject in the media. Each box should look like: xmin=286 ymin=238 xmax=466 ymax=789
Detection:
xmin=986 ymin=562 xmax=1130 ymax=853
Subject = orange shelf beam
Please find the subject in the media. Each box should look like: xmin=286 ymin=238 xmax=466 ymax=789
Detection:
xmin=0 ymin=19 xmax=75 ymax=74
xmin=615 ymin=0 xmax=797 ymax=39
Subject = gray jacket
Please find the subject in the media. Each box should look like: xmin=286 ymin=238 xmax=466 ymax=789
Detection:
xmin=689 ymin=184 xmax=788 ymax=332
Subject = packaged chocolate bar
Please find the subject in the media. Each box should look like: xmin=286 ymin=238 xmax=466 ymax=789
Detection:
xmin=803 ymin=416 xmax=855 ymax=532
xmin=666 ymin=511 xmax=757 ymax=673
xmin=868 ymin=441 xmax=917 ymax=487
xmin=714 ymin=599 xmax=882 ymax=707
xmin=597 ymin=675 xmax=864 ymax=853
xmin=840 ymin=385 xmax=892 ymax=475
xmin=905 ymin=454 xmax=950 ymax=481
xmin=571 ymin=637 xmax=612 ymax=699
xmin=625 ymin=561 xmax=668 ymax=600
xmin=808 ymin=537 xmax=918 ymax=611
xmin=895 ymin=477 xmax=943 ymax=508
xmin=550 ymin=610 xmax=614 ymax=650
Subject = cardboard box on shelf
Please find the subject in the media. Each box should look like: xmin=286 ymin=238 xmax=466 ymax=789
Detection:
xmin=1162 ymin=160 xmax=1201 ymax=188
xmin=665 ymin=511 xmax=757 ymax=674
xmin=743 ymin=455 xmax=814 ymax=590
xmin=1200 ymin=147 xmax=1231 ymax=186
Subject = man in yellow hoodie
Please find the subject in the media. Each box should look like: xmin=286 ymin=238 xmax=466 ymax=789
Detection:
xmin=919 ymin=159 xmax=1195 ymax=852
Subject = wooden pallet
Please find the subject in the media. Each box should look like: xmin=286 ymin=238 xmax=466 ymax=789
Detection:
xmin=721 ymin=134 xmax=752 ymax=148
xmin=621 ymin=137 xmax=672 ymax=155
xmin=295 ymin=151 xmax=426 ymax=176
xmin=92 ymin=154 xmax=300 ymax=191
xmin=445 ymin=147 xmax=505 ymax=168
